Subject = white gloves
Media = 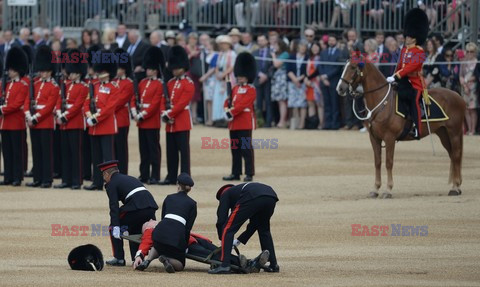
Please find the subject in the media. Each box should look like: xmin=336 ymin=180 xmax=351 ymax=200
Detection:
xmin=86 ymin=117 xmax=97 ymax=127
xmin=233 ymin=238 xmax=241 ymax=247
xmin=386 ymin=76 xmax=395 ymax=83
xmin=112 ymin=226 xmax=121 ymax=239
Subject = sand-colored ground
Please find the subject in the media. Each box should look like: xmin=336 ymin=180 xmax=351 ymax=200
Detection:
xmin=0 ymin=125 xmax=479 ymax=286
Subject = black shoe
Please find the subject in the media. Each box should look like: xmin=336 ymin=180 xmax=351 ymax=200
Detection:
xmin=40 ymin=183 xmax=52 ymax=188
xmin=53 ymin=173 xmax=61 ymax=179
xmin=247 ymin=250 xmax=270 ymax=273
xmin=83 ymin=176 xmax=92 ymax=181
xmin=222 ymin=174 xmax=240 ymax=181
xmin=54 ymin=183 xmax=70 ymax=189
xmin=26 ymin=181 xmax=41 ymax=187
xmin=0 ymin=181 xmax=12 ymax=185
xmin=12 ymin=181 xmax=21 ymax=186
xmin=105 ymin=258 xmax=126 ymax=266
xmin=83 ymin=184 xmax=102 ymax=191
xmin=159 ymin=179 xmax=176 ymax=185
xmin=137 ymin=176 xmax=148 ymax=184
xmin=208 ymin=266 xmax=231 ymax=274
xmin=159 ymin=255 xmax=175 ymax=273
xmin=135 ymin=259 xmax=151 ymax=271
xmin=243 ymin=175 xmax=253 ymax=182
xmin=71 ymin=185 xmax=81 ymax=190
xmin=24 ymin=170 xmax=34 ymax=177
xmin=148 ymin=179 xmax=160 ymax=185
xmin=262 ymin=264 xmax=280 ymax=273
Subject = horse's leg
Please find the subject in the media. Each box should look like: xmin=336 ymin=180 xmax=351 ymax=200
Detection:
xmin=448 ymin=129 xmax=463 ymax=196
xmin=381 ymin=136 xmax=396 ymax=199
xmin=435 ymin=127 xmax=454 ymax=182
xmin=369 ymin=133 xmax=382 ymax=198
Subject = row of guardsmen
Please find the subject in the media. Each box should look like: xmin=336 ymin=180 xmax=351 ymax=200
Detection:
xmin=0 ymin=44 xmax=258 ymax=190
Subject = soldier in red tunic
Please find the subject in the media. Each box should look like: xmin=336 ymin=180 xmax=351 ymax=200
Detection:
xmin=222 ymin=52 xmax=257 ymax=182
xmin=83 ymin=50 xmax=120 ymax=191
xmin=160 ymin=46 xmax=194 ymax=185
xmin=54 ymin=49 xmax=88 ymax=190
xmin=0 ymin=47 xmax=29 ymax=186
xmin=24 ymin=46 xmax=60 ymax=188
xmin=130 ymin=46 xmax=166 ymax=185
xmin=387 ymin=8 xmax=429 ymax=139
xmin=113 ymin=48 xmax=134 ymax=175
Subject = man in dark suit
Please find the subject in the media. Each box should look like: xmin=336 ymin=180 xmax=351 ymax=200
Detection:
xmin=99 ymin=160 xmax=159 ymax=266
xmin=319 ymin=35 xmax=342 ymax=130
xmin=0 ymin=30 xmax=21 ymax=60
xmin=252 ymin=35 xmax=273 ymax=127
xmin=116 ymin=24 xmax=130 ymax=50
xmin=127 ymin=29 xmax=150 ymax=81
xmin=32 ymin=27 xmax=47 ymax=52
xmin=52 ymin=26 xmax=68 ymax=50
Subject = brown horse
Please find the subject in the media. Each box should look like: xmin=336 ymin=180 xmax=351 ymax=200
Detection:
xmin=336 ymin=60 xmax=465 ymax=198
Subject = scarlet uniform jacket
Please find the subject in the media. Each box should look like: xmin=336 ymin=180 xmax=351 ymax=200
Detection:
xmin=83 ymin=81 xmax=119 ymax=136
xmin=115 ymin=77 xmax=134 ymax=128
xmin=165 ymin=76 xmax=194 ymax=133
xmin=394 ymin=44 xmax=426 ymax=92
xmin=106 ymin=172 xmax=159 ymax=227
xmin=152 ymin=192 xmax=197 ymax=251
xmin=223 ymin=84 xmax=256 ymax=130
xmin=24 ymin=78 xmax=60 ymax=129
xmin=56 ymin=80 xmax=88 ymax=130
xmin=0 ymin=78 xmax=28 ymax=130
xmin=216 ymin=182 xmax=278 ymax=240
xmin=130 ymin=77 xmax=165 ymax=129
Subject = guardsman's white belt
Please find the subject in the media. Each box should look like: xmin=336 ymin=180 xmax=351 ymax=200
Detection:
xmin=125 ymin=186 xmax=147 ymax=200
xmin=164 ymin=213 xmax=186 ymax=225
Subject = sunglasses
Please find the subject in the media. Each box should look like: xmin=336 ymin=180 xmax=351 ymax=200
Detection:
xmin=466 ymin=50 xmax=476 ymax=53
xmin=305 ymin=34 xmax=314 ymax=38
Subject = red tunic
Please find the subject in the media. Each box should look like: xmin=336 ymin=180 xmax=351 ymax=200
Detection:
xmin=56 ymin=80 xmax=88 ymax=130
xmin=130 ymin=77 xmax=165 ymax=129
xmin=394 ymin=44 xmax=427 ymax=92
xmin=83 ymin=81 xmax=119 ymax=136
xmin=115 ymin=77 xmax=134 ymax=128
xmin=0 ymin=79 xmax=28 ymax=130
xmin=223 ymin=84 xmax=256 ymax=131
xmin=24 ymin=78 xmax=60 ymax=129
xmin=165 ymin=76 xmax=194 ymax=133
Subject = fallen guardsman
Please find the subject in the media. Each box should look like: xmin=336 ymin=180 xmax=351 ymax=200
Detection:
xmin=128 ymin=219 xmax=269 ymax=273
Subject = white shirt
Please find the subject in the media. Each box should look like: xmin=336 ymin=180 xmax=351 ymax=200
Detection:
xmin=116 ymin=34 xmax=127 ymax=48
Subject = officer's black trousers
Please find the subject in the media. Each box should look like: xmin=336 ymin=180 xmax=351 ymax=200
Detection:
xmin=165 ymin=131 xmax=190 ymax=181
xmin=114 ymin=126 xmax=129 ymax=175
xmin=60 ymin=129 xmax=83 ymax=186
xmin=31 ymin=129 xmax=53 ymax=184
xmin=83 ymin=130 xmax=92 ymax=180
xmin=138 ymin=128 xmax=160 ymax=181
xmin=220 ymin=196 xmax=277 ymax=268
xmin=90 ymin=134 xmax=115 ymax=187
xmin=1 ymin=130 xmax=24 ymax=183
xmin=229 ymin=130 xmax=254 ymax=176
xmin=53 ymin=126 xmax=62 ymax=177
xmin=109 ymin=208 xmax=156 ymax=261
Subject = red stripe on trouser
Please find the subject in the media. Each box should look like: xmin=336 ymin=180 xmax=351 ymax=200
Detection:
xmin=221 ymin=204 xmax=240 ymax=261
xmin=415 ymin=92 xmax=422 ymax=135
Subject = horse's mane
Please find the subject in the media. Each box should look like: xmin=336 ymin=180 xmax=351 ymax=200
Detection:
xmin=363 ymin=61 xmax=387 ymax=82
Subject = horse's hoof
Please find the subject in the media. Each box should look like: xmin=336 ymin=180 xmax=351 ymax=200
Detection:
xmin=448 ymin=189 xmax=462 ymax=196
xmin=368 ymin=192 xmax=379 ymax=198
xmin=381 ymin=192 xmax=393 ymax=199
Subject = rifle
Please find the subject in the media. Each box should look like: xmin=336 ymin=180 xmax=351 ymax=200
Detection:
xmin=89 ymin=82 xmax=97 ymax=114
xmin=0 ymin=66 xmax=7 ymax=106
xmin=55 ymin=69 xmax=66 ymax=113
xmin=226 ymin=74 xmax=232 ymax=108
xmin=130 ymin=60 xmax=141 ymax=115
xmin=28 ymin=64 xmax=35 ymax=116
xmin=159 ymin=66 xmax=174 ymax=124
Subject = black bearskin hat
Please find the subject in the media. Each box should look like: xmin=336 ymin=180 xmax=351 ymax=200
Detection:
xmin=21 ymin=45 xmax=34 ymax=68
xmin=6 ymin=46 xmax=28 ymax=77
xmin=234 ymin=52 xmax=257 ymax=83
xmin=142 ymin=46 xmax=165 ymax=73
xmin=68 ymin=244 xmax=104 ymax=271
xmin=34 ymin=45 xmax=55 ymax=72
xmin=403 ymin=8 xmax=429 ymax=46
xmin=65 ymin=49 xmax=87 ymax=78
xmin=86 ymin=45 xmax=101 ymax=68
xmin=115 ymin=48 xmax=132 ymax=77
xmin=93 ymin=50 xmax=118 ymax=80
xmin=167 ymin=45 xmax=189 ymax=71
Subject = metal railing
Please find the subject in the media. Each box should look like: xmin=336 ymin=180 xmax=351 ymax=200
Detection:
xmin=1 ymin=0 xmax=478 ymax=44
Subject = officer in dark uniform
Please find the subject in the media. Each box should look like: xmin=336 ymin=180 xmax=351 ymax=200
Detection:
xmin=54 ymin=48 xmax=88 ymax=190
xmin=113 ymin=48 xmax=133 ymax=175
xmin=24 ymin=45 xmax=60 ymax=188
xmin=0 ymin=47 xmax=29 ymax=186
xmin=209 ymin=182 xmax=279 ymax=274
xmin=223 ymin=52 xmax=257 ymax=182
xmin=98 ymin=160 xmax=158 ymax=266
xmin=149 ymin=172 xmax=197 ymax=273
xmin=160 ymin=46 xmax=194 ymax=185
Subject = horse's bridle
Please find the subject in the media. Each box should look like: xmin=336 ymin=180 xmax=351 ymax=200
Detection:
xmin=340 ymin=64 xmax=390 ymax=97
